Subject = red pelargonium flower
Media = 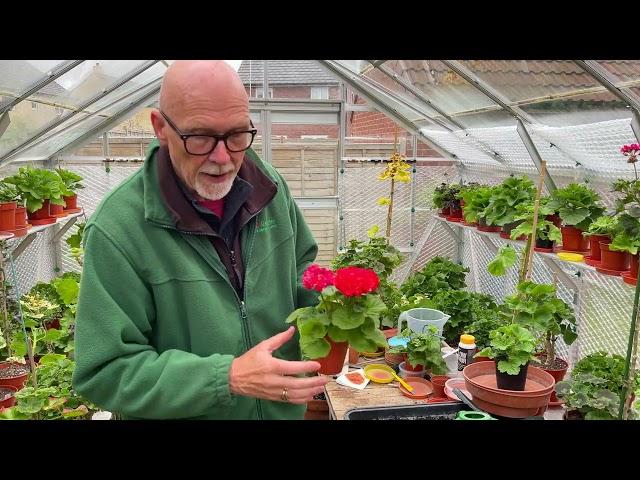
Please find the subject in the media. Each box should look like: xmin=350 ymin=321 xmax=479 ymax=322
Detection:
xmin=621 ymin=144 xmax=640 ymax=163
xmin=334 ymin=267 xmax=380 ymax=297
xmin=302 ymin=264 xmax=335 ymax=292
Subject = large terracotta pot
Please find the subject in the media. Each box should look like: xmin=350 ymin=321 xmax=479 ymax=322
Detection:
xmin=586 ymin=234 xmax=610 ymax=262
xmin=0 ymin=201 xmax=16 ymax=232
xmin=0 ymin=362 xmax=30 ymax=390
xmin=560 ymin=226 xmax=589 ymax=252
xmin=599 ymin=242 xmax=630 ymax=273
xmin=63 ymin=194 xmax=78 ymax=210
xmin=536 ymin=355 xmax=569 ymax=404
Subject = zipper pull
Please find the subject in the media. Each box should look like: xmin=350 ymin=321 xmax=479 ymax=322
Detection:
xmin=230 ymin=249 xmax=237 ymax=266
xmin=240 ymin=300 xmax=247 ymax=319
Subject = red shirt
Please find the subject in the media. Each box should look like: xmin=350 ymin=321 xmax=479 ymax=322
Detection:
xmin=197 ymin=198 xmax=225 ymax=218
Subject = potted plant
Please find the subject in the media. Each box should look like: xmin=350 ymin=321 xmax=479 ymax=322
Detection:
xmin=55 ymin=168 xmax=84 ymax=212
xmin=475 ymin=323 xmax=537 ymax=391
xmin=286 ymin=264 xmax=387 ymax=375
xmin=501 ymin=281 xmax=577 ymax=401
xmin=509 ymin=198 xmax=562 ymax=251
xmin=0 ymin=182 xmax=19 ymax=233
xmin=556 ymin=351 xmax=640 ymax=419
xmin=433 ymin=183 xmax=461 ymax=219
xmin=400 ymin=256 xmax=469 ymax=299
xmin=610 ymin=178 xmax=640 ymax=284
xmin=390 ymin=326 xmax=448 ymax=375
xmin=547 ymin=183 xmax=605 ymax=252
xmin=332 ymin=224 xmax=403 ymax=330
xmin=457 ymin=182 xmax=480 ymax=226
xmin=582 ymin=215 xmax=619 ymax=267
xmin=427 ymin=289 xmax=497 ymax=347
xmin=461 ymin=185 xmax=500 ymax=231
xmin=3 ymin=167 xmax=67 ymax=225
xmin=482 ymin=175 xmax=536 ymax=239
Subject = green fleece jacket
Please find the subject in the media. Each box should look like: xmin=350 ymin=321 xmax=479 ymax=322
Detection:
xmin=72 ymin=141 xmax=319 ymax=419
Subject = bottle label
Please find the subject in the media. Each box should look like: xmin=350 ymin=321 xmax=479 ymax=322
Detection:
xmin=458 ymin=347 xmax=476 ymax=371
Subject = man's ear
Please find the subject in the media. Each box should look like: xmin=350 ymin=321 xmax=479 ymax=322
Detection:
xmin=150 ymin=110 xmax=168 ymax=145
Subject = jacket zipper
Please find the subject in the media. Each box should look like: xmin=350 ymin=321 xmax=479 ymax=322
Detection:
xmin=152 ymin=215 xmax=264 ymax=419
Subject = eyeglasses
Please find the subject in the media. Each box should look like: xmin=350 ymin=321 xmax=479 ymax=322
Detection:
xmin=160 ymin=110 xmax=257 ymax=155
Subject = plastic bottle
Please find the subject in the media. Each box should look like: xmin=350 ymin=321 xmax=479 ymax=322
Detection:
xmin=457 ymin=334 xmax=476 ymax=371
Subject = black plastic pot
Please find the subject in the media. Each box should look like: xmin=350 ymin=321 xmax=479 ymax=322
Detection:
xmin=495 ymin=362 xmax=529 ymax=391
xmin=536 ymin=237 xmax=554 ymax=249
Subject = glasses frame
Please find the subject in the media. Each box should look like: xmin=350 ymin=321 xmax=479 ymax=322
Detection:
xmin=160 ymin=110 xmax=257 ymax=155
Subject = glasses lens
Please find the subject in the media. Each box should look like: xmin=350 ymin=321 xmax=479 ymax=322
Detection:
xmin=226 ymin=132 xmax=253 ymax=152
xmin=185 ymin=136 xmax=216 ymax=155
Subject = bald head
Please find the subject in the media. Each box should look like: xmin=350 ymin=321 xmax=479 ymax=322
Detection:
xmin=159 ymin=60 xmax=248 ymax=116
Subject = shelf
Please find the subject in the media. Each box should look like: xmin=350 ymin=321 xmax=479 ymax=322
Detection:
xmin=7 ymin=210 xmax=85 ymax=261
xmin=431 ymin=214 xmax=626 ymax=290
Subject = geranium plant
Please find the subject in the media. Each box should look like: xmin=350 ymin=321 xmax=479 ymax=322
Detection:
xmin=476 ymin=323 xmax=536 ymax=375
xmin=547 ymin=183 xmax=605 ymax=230
xmin=483 ymin=175 xmax=536 ymax=227
xmin=401 ymin=256 xmax=469 ymax=298
xmin=286 ymin=264 xmax=387 ymax=359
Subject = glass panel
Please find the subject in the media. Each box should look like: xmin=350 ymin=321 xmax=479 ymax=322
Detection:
xmin=458 ymin=60 xmax=601 ymax=104
xmin=380 ymin=60 xmax=499 ymax=115
xmin=16 ymin=83 xmax=160 ymax=160
xmin=249 ymin=111 xmax=263 ymax=158
xmin=0 ymin=61 xmax=156 ymax=157
xmin=454 ymin=109 xmax=517 ymax=129
xmin=597 ymin=60 xmax=640 ymax=85
xmin=520 ymin=90 xmax=630 ymax=127
xmin=0 ymin=60 xmax=66 ymax=100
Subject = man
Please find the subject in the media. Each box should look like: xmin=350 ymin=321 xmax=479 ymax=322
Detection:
xmin=72 ymin=60 xmax=328 ymax=419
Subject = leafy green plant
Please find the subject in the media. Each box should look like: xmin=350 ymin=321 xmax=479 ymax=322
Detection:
xmin=401 ymin=326 xmax=448 ymax=374
xmin=509 ymin=198 xmax=562 ymax=243
xmin=584 ymin=215 xmax=618 ymax=237
xmin=3 ymin=167 xmax=67 ymax=212
xmin=476 ymin=323 xmax=536 ymax=375
xmin=401 ymin=257 xmax=469 ymax=298
xmin=547 ymin=183 xmax=605 ymax=230
xmin=432 ymin=183 xmax=461 ymax=210
xmin=501 ymin=281 xmax=577 ymax=368
xmin=487 ymin=245 xmax=518 ymax=276
xmin=0 ymin=182 xmax=20 ymax=203
xmin=55 ymin=168 xmax=84 ymax=194
xmin=608 ymin=212 xmax=640 ymax=255
xmin=429 ymin=289 xmax=497 ymax=345
xmin=482 ymin=175 xmax=536 ymax=227
xmin=466 ymin=311 xmax=510 ymax=351
xmin=459 ymin=185 xmax=494 ymax=224
xmin=556 ymin=352 xmax=640 ymax=420
xmin=286 ymin=265 xmax=387 ymax=358
xmin=65 ymin=222 xmax=86 ymax=266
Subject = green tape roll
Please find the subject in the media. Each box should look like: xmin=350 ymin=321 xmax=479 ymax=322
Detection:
xmin=455 ymin=410 xmax=495 ymax=420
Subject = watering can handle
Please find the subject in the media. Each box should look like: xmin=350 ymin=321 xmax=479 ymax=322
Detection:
xmin=398 ymin=311 xmax=408 ymax=334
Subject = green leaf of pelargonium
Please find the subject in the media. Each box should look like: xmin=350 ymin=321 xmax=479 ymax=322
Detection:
xmin=327 ymin=324 xmax=350 ymax=342
xmin=332 ymin=306 xmax=365 ymax=330
xmin=363 ymin=294 xmax=387 ymax=318
xmin=52 ymin=277 xmax=79 ymax=306
xmin=285 ymin=306 xmax=315 ymax=325
xmin=300 ymin=336 xmax=330 ymax=359
xmin=298 ymin=319 xmax=328 ymax=339
xmin=497 ymin=358 xmax=524 ymax=375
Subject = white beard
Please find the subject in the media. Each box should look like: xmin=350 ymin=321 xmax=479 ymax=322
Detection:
xmin=194 ymin=172 xmax=236 ymax=200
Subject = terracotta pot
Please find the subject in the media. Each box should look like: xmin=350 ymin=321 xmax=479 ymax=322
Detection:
xmin=27 ymin=199 xmax=52 ymax=220
xmin=439 ymin=206 xmax=451 ymax=217
xmin=495 ymin=362 xmax=529 ymax=391
xmin=63 ymin=194 xmax=78 ymax=210
xmin=477 ymin=217 xmax=501 ymax=232
xmin=404 ymin=359 xmax=424 ymax=371
xmin=384 ymin=350 xmax=405 ymax=368
xmin=586 ymin=234 xmax=610 ymax=261
xmin=473 ymin=355 xmax=492 ymax=363
xmin=446 ymin=201 xmax=463 ymax=220
xmin=560 ymin=226 xmax=589 ymax=252
xmin=0 ymin=362 xmax=30 ymax=390
xmin=0 ymin=201 xmax=16 ymax=232
xmin=348 ymin=347 xmax=359 ymax=365
xmin=304 ymin=399 xmax=329 ymax=420
xmin=317 ymin=337 xmax=348 ymax=375
xmin=546 ymin=214 xmax=562 ymax=229
xmin=14 ymin=206 xmax=27 ymax=228
xmin=430 ymin=375 xmax=450 ymax=398
xmin=49 ymin=203 xmax=65 ymax=217
xmin=44 ymin=318 xmax=61 ymax=330
xmin=631 ymin=254 xmax=639 ymax=279
xmin=599 ymin=242 xmax=630 ymax=272
xmin=536 ymin=355 xmax=568 ymax=403
xmin=563 ymin=409 xmax=584 ymax=420
xmin=382 ymin=328 xmax=398 ymax=339
xmin=0 ymin=385 xmax=17 ymax=409
xmin=463 ymin=361 xmax=555 ymax=418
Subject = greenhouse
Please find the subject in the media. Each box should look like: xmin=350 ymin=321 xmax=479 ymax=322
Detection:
xmin=0 ymin=59 xmax=639 ymax=421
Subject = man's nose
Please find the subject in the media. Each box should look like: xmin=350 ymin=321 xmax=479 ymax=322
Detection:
xmin=206 ymin=139 xmax=232 ymax=164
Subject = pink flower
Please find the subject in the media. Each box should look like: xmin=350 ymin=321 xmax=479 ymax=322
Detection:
xmin=621 ymin=143 xmax=640 ymax=164
xmin=302 ymin=264 xmax=335 ymax=292
xmin=334 ymin=267 xmax=380 ymax=297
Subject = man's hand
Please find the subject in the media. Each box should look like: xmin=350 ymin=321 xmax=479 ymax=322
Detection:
xmin=228 ymin=326 xmax=329 ymax=404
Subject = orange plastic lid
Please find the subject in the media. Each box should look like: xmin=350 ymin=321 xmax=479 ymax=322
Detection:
xmin=399 ymin=377 xmax=433 ymax=399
